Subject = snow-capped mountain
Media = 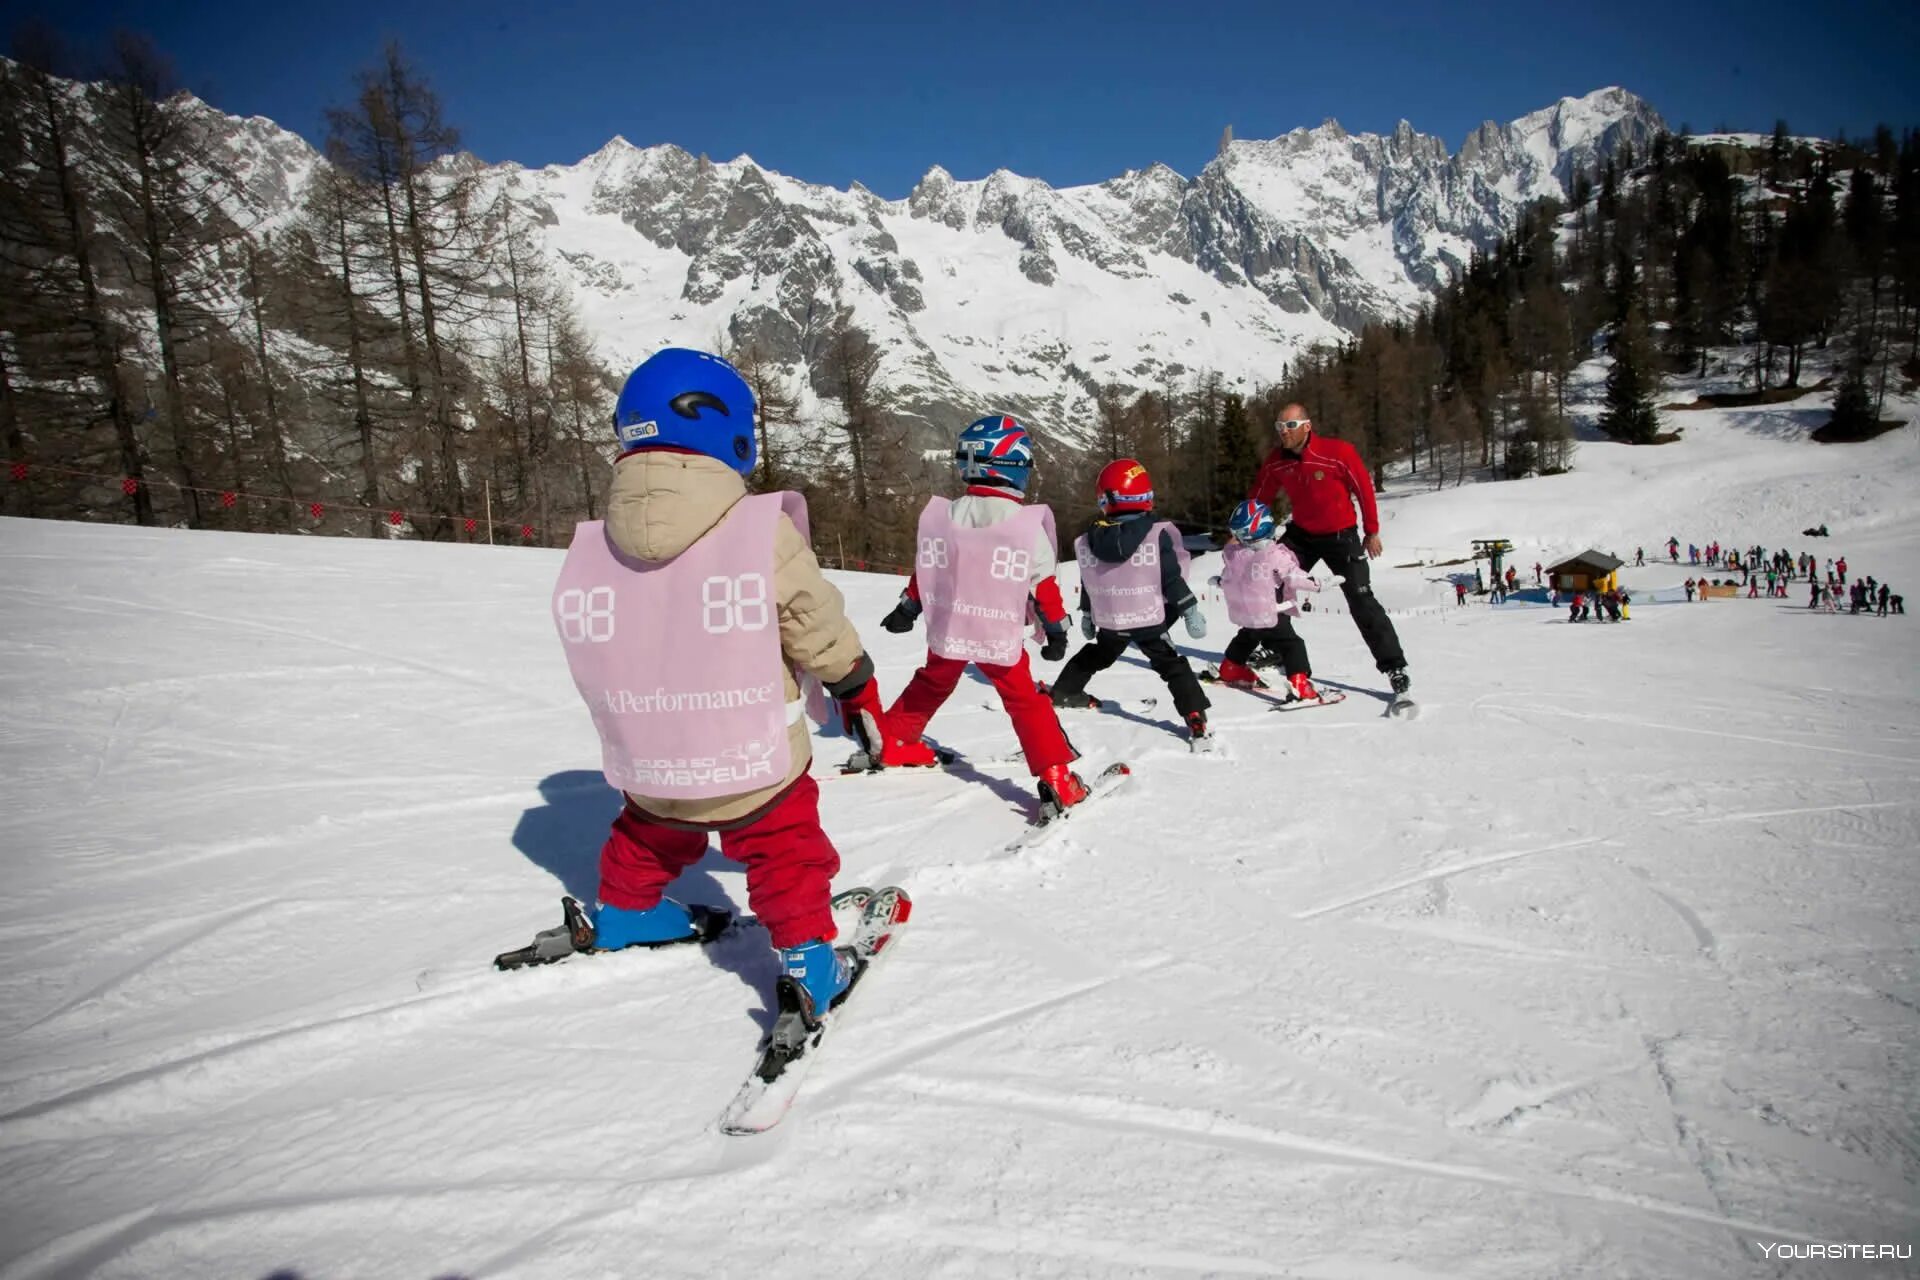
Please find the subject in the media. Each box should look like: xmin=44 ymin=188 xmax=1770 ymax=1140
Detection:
xmin=17 ymin=67 xmax=1664 ymax=449
xmin=489 ymin=86 xmax=1660 ymax=442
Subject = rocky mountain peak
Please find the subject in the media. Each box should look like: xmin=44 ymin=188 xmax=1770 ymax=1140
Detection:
xmin=15 ymin=56 xmax=1665 ymax=452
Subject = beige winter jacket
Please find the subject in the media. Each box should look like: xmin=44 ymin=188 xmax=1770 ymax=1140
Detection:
xmin=602 ymin=450 xmax=867 ymax=828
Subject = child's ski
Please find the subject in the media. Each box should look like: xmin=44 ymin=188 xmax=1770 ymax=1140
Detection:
xmin=1002 ymin=761 xmax=1133 ymax=853
xmin=1199 ymin=665 xmax=1347 ymax=711
xmin=1033 ymin=683 xmax=1158 ymax=715
xmin=718 ymin=886 xmax=913 ymax=1135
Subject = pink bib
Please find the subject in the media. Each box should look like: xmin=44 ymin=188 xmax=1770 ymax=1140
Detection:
xmin=1221 ymin=540 xmax=1317 ymax=628
xmin=917 ymin=497 xmax=1054 ymax=665
xmin=553 ymin=492 xmax=810 ymax=801
xmin=1077 ymin=519 xmax=1187 ymax=631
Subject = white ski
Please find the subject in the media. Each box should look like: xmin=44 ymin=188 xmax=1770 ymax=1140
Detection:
xmin=718 ymin=886 xmax=912 ymax=1135
xmin=1002 ymin=761 xmax=1133 ymax=853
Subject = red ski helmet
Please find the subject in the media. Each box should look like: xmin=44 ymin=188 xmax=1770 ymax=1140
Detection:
xmin=1096 ymin=458 xmax=1153 ymax=515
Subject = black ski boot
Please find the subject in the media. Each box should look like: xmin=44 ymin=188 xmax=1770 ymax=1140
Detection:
xmin=1039 ymin=681 xmax=1099 ymax=709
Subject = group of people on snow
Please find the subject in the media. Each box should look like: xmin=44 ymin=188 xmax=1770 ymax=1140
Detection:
xmin=1566 ymin=587 xmax=1630 ymax=622
xmin=1810 ymin=573 xmax=1903 ymax=616
xmin=509 ymin=349 xmax=1411 ymax=1028
xmin=1456 ymin=563 xmax=1529 ymax=605
xmin=1661 ymin=537 xmax=1903 ymax=616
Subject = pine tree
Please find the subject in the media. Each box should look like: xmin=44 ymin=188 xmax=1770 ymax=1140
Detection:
xmin=1826 ymin=353 xmax=1875 ymax=438
xmin=1601 ymin=302 xmax=1662 ymax=444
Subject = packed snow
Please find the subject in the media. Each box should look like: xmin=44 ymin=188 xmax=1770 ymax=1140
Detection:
xmin=1 ymin=380 xmax=1917 ymax=1278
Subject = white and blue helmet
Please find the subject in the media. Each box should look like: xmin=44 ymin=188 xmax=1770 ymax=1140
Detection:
xmin=1228 ymin=498 xmax=1276 ymax=544
xmin=954 ymin=415 xmax=1034 ymax=492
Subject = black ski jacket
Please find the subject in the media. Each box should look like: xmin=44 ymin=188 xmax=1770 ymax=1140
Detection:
xmin=1075 ymin=514 xmax=1196 ymax=633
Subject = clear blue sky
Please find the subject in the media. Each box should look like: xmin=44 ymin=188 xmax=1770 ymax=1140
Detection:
xmin=12 ymin=0 xmax=1919 ymax=197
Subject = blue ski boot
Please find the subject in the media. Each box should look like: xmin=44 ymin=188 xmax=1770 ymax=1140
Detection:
xmin=778 ymin=939 xmax=855 ymax=1026
xmin=595 ymin=898 xmax=729 ymax=950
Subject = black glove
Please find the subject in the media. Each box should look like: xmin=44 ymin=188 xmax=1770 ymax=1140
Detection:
xmin=881 ymin=592 xmax=921 ymax=634
xmin=1041 ymin=628 xmax=1067 ymax=662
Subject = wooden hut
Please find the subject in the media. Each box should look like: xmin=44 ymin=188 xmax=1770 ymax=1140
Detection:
xmin=1546 ymin=550 xmax=1623 ymax=594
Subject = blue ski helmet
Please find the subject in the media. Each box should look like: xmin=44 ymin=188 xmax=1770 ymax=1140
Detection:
xmin=954 ymin=415 xmax=1034 ymax=492
xmin=612 ymin=348 xmax=757 ymax=475
xmin=1227 ymin=498 xmax=1276 ymax=544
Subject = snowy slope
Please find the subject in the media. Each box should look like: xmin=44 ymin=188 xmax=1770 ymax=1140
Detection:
xmin=1 ymin=387 xmax=1916 ymax=1277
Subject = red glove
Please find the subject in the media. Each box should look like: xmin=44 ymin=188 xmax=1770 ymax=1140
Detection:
xmin=836 ymin=677 xmax=887 ymax=755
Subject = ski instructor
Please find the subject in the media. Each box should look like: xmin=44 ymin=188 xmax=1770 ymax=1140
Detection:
xmin=1247 ymin=404 xmax=1411 ymax=700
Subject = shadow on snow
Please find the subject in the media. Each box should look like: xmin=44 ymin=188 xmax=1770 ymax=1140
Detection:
xmin=512 ymin=770 xmax=779 ymax=1032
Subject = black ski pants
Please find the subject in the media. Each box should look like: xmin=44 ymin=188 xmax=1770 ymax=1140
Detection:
xmin=1226 ymin=620 xmax=1309 ymax=676
xmin=1051 ymin=627 xmax=1209 ymax=717
xmin=1282 ymin=526 xmax=1406 ymax=673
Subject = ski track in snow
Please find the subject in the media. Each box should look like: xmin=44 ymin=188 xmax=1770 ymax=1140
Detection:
xmin=1290 ymin=835 xmax=1615 ymax=921
xmin=874 ymin=1075 xmax=1833 ymax=1245
xmin=2 ymin=388 xmax=1919 ymax=1278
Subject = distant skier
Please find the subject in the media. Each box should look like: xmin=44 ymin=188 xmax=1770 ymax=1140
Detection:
xmin=1619 ymin=589 xmax=1632 ymax=620
xmin=1635 ymin=547 xmax=1645 ymax=567
xmin=1534 ymin=561 xmax=1544 ymax=585
xmin=1603 ymin=588 xmax=1622 ymax=621
xmin=1879 ymin=584 xmax=1891 ymax=616
xmin=875 ymin=415 xmax=1089 ymax=810
xmin=1047 ymin=459 xmax=1212 ymax=746
xmin=1567 ymin=591 xmax=1583 ymax=622
xmin=1668 ymin=537 xmax=1680 ymax=562
xmin=1685 ymin=578 xmax=1696 ymax=603
xmin=1210 ymin=498 xmax=1324 ymax=701
xmin=1455 ymin=581 xmax=1468 ymax=606
xmin=1837 ymin=556 xmax=1849 ymax=585
xmin=1248 ymin=403 xmax=1411 ymax=700
xmin=514 ymin=347 xmax=890 ymax=1025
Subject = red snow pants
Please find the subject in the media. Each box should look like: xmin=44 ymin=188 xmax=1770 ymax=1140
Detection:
xmin=597 ymin=775 xmax=838 ymax=949
xmin=886 ymin=649 xmax=1075 ymax=776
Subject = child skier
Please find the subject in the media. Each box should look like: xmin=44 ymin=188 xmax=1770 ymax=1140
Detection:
xmin=1210 ymin=499 xmax=1325 ymax=700
xmin=872 ymin=415 xmax=1091 ymax=810
xmin=1045 ymin=459 xmax=1212 ymax=746
xmin=508 ymin=348 xmax=891 ymax=1029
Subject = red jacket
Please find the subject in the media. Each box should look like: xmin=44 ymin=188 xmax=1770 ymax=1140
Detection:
xmin=1248 ymin=432 xmax=1380 ymax=537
